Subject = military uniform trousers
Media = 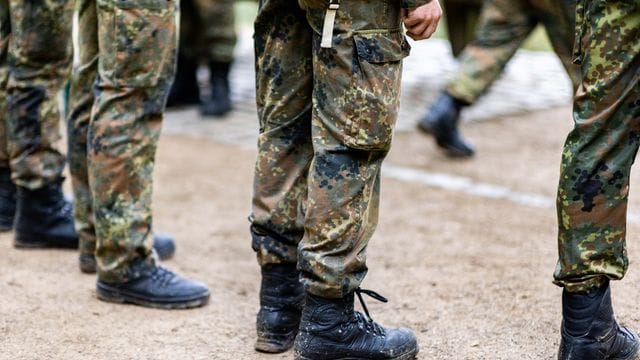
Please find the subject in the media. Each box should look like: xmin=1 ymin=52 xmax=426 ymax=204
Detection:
xmin=250 ymin=0 xmax=410 ymax=298
xmin=0 ymin=0 xmax=72 ymax=189
xmin=446 ymin=0 xmax=580 ymax=104
xmin=67 ymin=0 xmax=178 ymax=283
xmin=553 ymin=0 xmax=640 ymax=293
xmin=179 ymin=0 xmax=236 ymax=64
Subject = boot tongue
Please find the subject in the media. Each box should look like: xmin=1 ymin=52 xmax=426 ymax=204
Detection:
xmin=304 ymin=293 xmax=354 ymax=329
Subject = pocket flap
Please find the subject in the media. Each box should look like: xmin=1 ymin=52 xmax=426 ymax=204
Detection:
xmin=354 ymin=31 xmax=411 ymax=63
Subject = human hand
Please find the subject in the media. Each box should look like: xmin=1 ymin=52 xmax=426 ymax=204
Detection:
xmin=402 ymin=0 xmax=443 ymax=41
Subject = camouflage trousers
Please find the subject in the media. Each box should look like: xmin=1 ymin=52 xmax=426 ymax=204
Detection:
xmin=67 ymin=0 xmax=178 ymax=283
xmin=446 ymin=0 xmax=580 ymax=104
xmin=0 ymin=0 xmax=72 ymax=189
xmin=180 ymin=0 xmax=236 ymax=63
xmin=553 ymin=1 xmax=640 ymax=293
xmin=251 ymin=0 xmax=409 ymax=298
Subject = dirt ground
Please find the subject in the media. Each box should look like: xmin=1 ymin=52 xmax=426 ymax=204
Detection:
xmin=3 ymin=105 xmax=640 ymax=360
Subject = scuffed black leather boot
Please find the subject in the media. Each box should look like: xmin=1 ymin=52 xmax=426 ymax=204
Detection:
xmin=79 ymin=233 xmax=177 ymax=274
xmin=294 ymin=289 xmax=419 ymax=360
xmin=166 ymin=54 xmax=200 ymax=108
xmin=255 ymin=264 xmax=304 ymax=353
xmin=0 ymin=167 xmax=16 ymax=232
xmin=558 ymin=282 xmax=639 ymax=360
xmin=417 ymin=91 xmax=475 ymax=158
xmin=14 ymin=180 xmax=78 ymax=249
xmin=96 ymin=260 xmax=210 ymax=309
xmin=201 ymin=61 xmax=232 ymax=117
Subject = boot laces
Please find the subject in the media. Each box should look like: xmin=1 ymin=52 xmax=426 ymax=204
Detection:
xmin=352 ymin=288 xmax=389 ymax=336
xmin=150 ymin=266 xmax=176 ymax=286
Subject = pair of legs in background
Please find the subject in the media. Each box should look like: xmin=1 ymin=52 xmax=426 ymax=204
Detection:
xmin=250 ymin=0 xmax=425 ymax=359
xmin=168 ymin=0 xmax=236 ymax=117
xmin=66 ymin=0 xmax=209 ymax=308
xmin=553 ymin=1 xmax=640 ymax=359
xmin=419 ymin=0 xmax=579 ymax=158
xmin=0 ymin=0 xmax=208 ymax=309
xmin=0 ymin=0 xmax=78 ymax=247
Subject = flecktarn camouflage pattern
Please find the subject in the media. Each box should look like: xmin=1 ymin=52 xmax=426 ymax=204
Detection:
xmin=250 ymin=0 xmax=411 ymax=298
xmin=554 ymin=0 xmax=639 ymax=293
xmin=0 ymin=0 xmax=72 ymax=189
xmin=180 ymin=0 xmax=236 ymax=63
xmin=446 ymin=0 xmax=580 ymax=104
xmin=68 ymin=0 xmax=178 ymax=283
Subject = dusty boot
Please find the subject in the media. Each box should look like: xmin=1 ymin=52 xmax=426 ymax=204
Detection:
xmin=79 ymin=233 xmax=177 ymax=274
xmin=96 ymin=260 xmax=210 ymax=309
xmin=558 ymin=281 xmax=640 ymax=360
xmin=417 ymin=91 xmax=474 ymax=158
xmin=0 ymin=167 xmax=16 ymax=231
xmin=294 ymin=289 xmax=419 ymax=360
xmin=201 ymin=61 xmax=232 ymax=117
xmin=255 ymin=264 xmax=304 ymax=353
xmin=13 ymin=180 xmax=78 ymax=249
xmin=166 ymin=54 xmax=200 ymax=108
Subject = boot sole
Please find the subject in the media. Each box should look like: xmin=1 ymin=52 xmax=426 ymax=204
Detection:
xmin=255 ymin=329 xmax=298 ymax=353
xmin=612 ymin=329 xmax=640 ymax=360
xmin=96 ymin=282 xmax=210 ymax=310
xmin=14 ymin=234 xmax=78 ymax=249
xmin=294 ymin=347 xmax=419 ymax=360
xmin=0 ymin=217 xmax=13 ymax=232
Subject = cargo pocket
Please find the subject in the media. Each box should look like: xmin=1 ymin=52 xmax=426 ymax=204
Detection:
xmin=100 ymin=0 xmax=177 ymax=88
xmin=344 ymin=30 xmax=410 ymax=151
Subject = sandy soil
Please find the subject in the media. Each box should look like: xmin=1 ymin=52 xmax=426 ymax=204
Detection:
xmin=2 ymin=105 xmax=640 ymax=360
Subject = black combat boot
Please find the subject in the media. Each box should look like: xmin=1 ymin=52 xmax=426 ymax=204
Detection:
xmin=417 ymin=91 xmax=475 ymax=158
xmin=96 ymin=260 xmax=210 ymax=309
xmin=0 ymin=167 xmax=16 ymax=231
xmin=558 ymin=282 xmax=640 ymax=360
xmin=166 ymin=54 xmax=200 ymax=108
xmin=255 ymin=264 xmax=304 ymax=353
xmin=78 ymin=232 xmax=177 ymax=274
xmin=13 ymin=180 xmax=78 ymax=249
xmin=294 ymin=289 xmax=419 ymax=360
xmin=201 ymin=61 xmax=232 ymax=117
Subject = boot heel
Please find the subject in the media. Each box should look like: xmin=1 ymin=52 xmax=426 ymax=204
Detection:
xmin=255 ymin=329 xmax=297 ymax=353
xmin=96 ymin=283 xmax=127 ymax=304
xmin=14 ymin=234 xmax=48 ymax=248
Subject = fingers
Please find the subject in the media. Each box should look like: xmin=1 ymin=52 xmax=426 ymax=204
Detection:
xmin=402 ymin=1 xmax=443 ymax=41
xmin=403 ymin=13 xmax=423 ymax=27
xmin=405 ymin=21 xmax=428 ymax=40
xmin=406 ymin=16 xmax=440 ymax=40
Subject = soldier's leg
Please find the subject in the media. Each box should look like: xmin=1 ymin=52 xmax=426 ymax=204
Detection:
xmin=68 ymin=0 xmax=99 ymax=266
xmin=69 ymin=0 xmax=177 ymax=274
xmin=166 ymin=0 xmax=200 ymax=107
xmin=194 ymin=0 xmax=236 ymax=116
xmin=418 ymin=0 xmax=537 ymax=158
xmin=0 ymin=0 xmax=15 ymax=231
xmin=0 ymin=0 xmax=8 ymax=169
xmin=294 ymin=2 xmax=418 ymax=359
xmin=90 ymin=0 xmax=208 ymax=309
xmin=250 ymin=0 xmax=312 ymax=352
xmin=5 ymin=0 xmax=72 ymax=189
xmin=554 ymin=2 xmax=640 ymax=359
xmin=446 ymin=0 xmax=536 ymax=104
xmin=5 ymin=0 xmax=77 ymax=248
